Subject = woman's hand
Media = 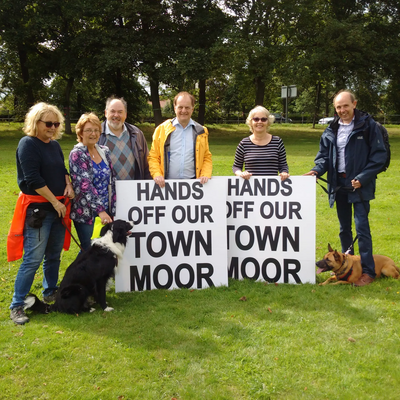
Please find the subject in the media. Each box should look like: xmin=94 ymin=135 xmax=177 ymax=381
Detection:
xmin=51 ymin=200 xmax=67 ymax=218
xmin=64 ymin=183 xmax=75 ymax=199
xmin=98 ymin=211 xmax=113 ymax=225
xmin=279 ymin=172 xmax=290 ymax=181
xmin=35 ymin=185 xmax=67 ymax=218
xmin=237 ymin=170 xmax=252 ymax=180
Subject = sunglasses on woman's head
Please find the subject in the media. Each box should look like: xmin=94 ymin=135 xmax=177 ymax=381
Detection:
xmin=39 ymin=120 xmax=61 ymax=128
xmin=252 ymin=117 xmax=268 ymax=122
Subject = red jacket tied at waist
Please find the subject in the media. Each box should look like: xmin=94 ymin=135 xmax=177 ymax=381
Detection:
xmin=7 ymin=193 xmax=71 ymax=262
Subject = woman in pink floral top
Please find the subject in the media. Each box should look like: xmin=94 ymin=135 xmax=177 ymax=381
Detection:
xmin=69 ymin=113 xmax=116 ymax=250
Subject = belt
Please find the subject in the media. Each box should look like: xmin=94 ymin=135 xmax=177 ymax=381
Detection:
xmin=338 ymin=172 xmax=346 ymax=178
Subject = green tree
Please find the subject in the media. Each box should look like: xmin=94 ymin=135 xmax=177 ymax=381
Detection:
xmin=0 ymin=0 xmax=49 ymax=113
xmin=224 ymin=0 xmax=295 ymax=108
xmin=167 ymin=0 xmax=231 ymax=125
xmin=290 ymin=1 xmax=395 ymax=123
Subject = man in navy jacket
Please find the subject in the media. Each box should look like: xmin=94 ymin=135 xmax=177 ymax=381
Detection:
xmin=306 ymin=90 xmax=387 ymax=286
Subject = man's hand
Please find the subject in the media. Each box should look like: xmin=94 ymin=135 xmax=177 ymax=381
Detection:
xmin=154 ymin=176 xmax=165 ymax=188
xmin=304 ymin=171 xmax=318 ymax=177
xmin=199 ymin=176 xmax=209 ymax=184
xmin=351 ymin=179 xmax=362 ymax=189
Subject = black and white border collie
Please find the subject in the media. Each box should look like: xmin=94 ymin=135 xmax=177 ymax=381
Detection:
xmin=25 ymin=219 xmax=133 ymax=315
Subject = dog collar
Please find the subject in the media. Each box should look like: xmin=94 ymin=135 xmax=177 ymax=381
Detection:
xmin=335 ymin=255 xmax=353 ymax=281
xmin=337 ymin=267 xmax=353 ymax=281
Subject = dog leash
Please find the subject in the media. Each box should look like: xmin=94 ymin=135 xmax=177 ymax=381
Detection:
xmin=315 ymin=176 xmax=342 ymax=196
xmin=345 ymin=237 xmax=358 ymax=255
xmin=61 ymin=196 xmax=84 ymax=252
xmin=315 ymin=176 xmax=369 ymax=254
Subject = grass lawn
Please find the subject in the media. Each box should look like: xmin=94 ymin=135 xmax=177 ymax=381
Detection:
xmin=1 ymin=122 xmax=400 ymax=399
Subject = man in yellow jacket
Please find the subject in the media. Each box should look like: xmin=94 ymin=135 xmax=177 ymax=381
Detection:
xmin=148 ymin=91 xmax=212 ymax=188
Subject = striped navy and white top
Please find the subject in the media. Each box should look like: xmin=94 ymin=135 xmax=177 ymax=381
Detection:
xmin=232 ymin=136 xmax=289 ymax=176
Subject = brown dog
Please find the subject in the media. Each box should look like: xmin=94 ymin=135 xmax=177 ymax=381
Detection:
xmin=316 ymin=244 xmax=400 ymax=285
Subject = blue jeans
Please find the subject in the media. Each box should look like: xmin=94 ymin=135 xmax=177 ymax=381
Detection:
xmin=73 ymin=219 xmax=95 ymax=252
xmin=10 ymin=208 xmax=66 ymax=309
xmin=335 ymin=177 xmax=375 ymax=278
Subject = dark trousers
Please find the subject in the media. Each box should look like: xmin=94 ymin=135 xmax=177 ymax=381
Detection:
xmin=335 ymin=176 xmax=375 ymax=278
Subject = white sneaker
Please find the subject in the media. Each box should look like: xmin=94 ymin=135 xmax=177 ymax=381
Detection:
xmin=10 ymin=306 xmax=29 ymax=325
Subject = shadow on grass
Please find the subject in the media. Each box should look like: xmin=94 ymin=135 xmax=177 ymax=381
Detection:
xmin=21 ymin=277 xmax=400 ymax=354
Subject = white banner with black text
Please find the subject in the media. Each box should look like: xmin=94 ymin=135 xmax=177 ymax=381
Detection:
xmin=222 ymin=176 xmax=316 ymax=284
xmin=115 ymin=176 xmax=316 ymax=292
xmin=115 ymin=179 xmax=228 ymax=292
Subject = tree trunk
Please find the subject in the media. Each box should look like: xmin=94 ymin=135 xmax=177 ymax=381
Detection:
xmin=63 ymin=77 xmax=74 ymax=135
xmin=77 ymin=91 xmax=83 ymax=116
xmin=17 ymin=44 xmax=34 ymax=109
xmin=150 ymin=78 xmax=163 ymax=127
xmin=313 ymin=82 xmax=322 ymax=128
xmin=197 ymin=79 xmax=206 ymax=125
xmin=254 ymin=77 xmax=265 ymax=106
xmin=114 ymin=68 xmax=123 ymax=98
xmin=324 ymin=87 xmax=330 ymax=116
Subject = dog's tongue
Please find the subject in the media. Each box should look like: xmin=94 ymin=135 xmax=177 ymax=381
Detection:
xmin=316 ymin=267 xmax=324 ymax=274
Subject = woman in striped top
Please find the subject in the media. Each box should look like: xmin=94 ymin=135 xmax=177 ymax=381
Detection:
xmin=232 ymin=106 xmax=289 ymax=181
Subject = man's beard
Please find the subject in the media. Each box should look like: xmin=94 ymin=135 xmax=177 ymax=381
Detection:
xmin=108 ymin=118 xmax=123 ymax=130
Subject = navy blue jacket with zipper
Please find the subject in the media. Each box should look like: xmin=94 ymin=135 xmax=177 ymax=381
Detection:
xmin=311 ymin=109 xmax=387 ymax=207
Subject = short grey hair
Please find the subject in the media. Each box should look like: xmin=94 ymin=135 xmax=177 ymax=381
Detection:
xmin=105 ymin=96 xmax=128 ymax=112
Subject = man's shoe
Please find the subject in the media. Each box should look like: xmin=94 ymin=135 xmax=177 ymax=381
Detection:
xmin=353 ymin=273 xmax=375 ymax=287
xmin=10 ymin=306 xmax=29 ymax=325
xmin=43 ymin=290 xmax=57 ymax=304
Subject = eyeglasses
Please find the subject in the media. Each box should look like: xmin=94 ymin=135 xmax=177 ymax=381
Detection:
xmin=83 ymin=129 xmax=101 ymax=134
xmin=252 ymin=117 xmax=268 ymax=122
xmin=39 ymin=120 xmax=61 ymax=128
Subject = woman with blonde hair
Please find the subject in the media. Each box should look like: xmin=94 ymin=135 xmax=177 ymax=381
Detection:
xmin=8 ymin=102 xmax=75 ymax=325
xmin=69 ymin=113 xmax=116 ymax=251
xmin=233 ymin=106 xmax=289 ymax=181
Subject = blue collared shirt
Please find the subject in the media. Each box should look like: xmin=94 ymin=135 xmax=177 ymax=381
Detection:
xmin=167 ymin=118 xmax=195 ymax=179
xmin=105 ymin=122 xmax=128 ymax=138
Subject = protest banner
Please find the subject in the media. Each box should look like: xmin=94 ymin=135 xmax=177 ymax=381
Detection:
xmin=115 ymin=179 xmax=228 ymax=292
xmin=115 ymin=176 xmax=316 ymax=291
xmin=222 ymin=176 xmax=316 ymax=284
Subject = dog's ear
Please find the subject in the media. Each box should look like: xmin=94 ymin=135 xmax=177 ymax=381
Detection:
xmin=328 ymin=243 xmax=334 ymax=252
xmin=100 ymin=223 xmax=112 ymax=237
xmin=333 ymin=251 xmax=341 ymax=262
xmin=112 ymin=224 xmax=128 ymax=244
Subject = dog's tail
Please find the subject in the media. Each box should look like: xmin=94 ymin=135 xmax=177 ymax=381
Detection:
xmin=24 ymin=294 xmax=51 ymax=314
xmin=51 ymin=284 xmax=92 ymax=314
